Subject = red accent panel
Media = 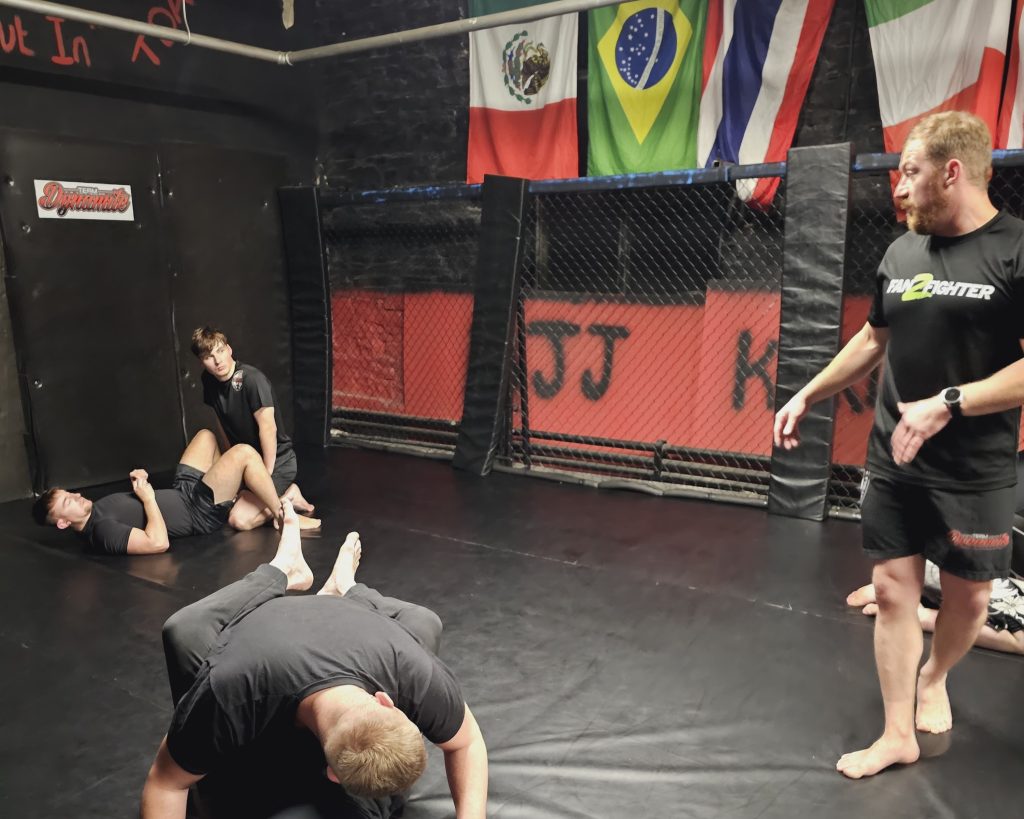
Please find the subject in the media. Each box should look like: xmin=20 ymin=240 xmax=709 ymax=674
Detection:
xmin=403 ymin=292 xmax=474 ymax=421
xmin=331 ymin=291 xmax=404 ymax=411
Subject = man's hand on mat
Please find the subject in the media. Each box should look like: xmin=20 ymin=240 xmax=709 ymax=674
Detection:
xmin=773 ymin=393 xmax=808 ymax=450
xmin=130 ymin=469 xmax=155 ymax=502
xmin=891 ymin=395 xmax=951 ymax=466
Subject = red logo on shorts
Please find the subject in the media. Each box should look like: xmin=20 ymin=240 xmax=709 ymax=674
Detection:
xmin=947 ymin=529 xmax=1009 ymax=549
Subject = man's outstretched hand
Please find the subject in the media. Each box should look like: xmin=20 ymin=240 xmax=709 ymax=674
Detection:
xmin=891 ymin=396 xmax=952 ymax=466
xmin=773 ymin=393 xmax=809 ymax=450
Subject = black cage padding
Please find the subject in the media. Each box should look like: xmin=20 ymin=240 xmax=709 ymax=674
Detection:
xmin=453 ymin=176 xmax=529 ymax=475
xmin=280 ymin=187 xmax=331 ymax=447
xmin=768 ymin=143 xmax=852 ymax=520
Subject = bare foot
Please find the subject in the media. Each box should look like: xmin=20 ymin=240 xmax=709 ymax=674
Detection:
xmin=862 ymin=602 xmax=879 ymax=616
xmin=847 ymin=583 xmax=876 ymax=608
xmin=284 ymin=485 xmax=315 ymax=515
xmin=916 ymin=670 xmax=952 ymax=733
xmin=297 ymin=514 xmax=322 ymax=531
xmin=269 ymin=500 xmax=313 ymax=591
xmin=836 ymin=735 xmax=919 ymax=779
xmin=318 ymin=532 xmax=361 ymax=596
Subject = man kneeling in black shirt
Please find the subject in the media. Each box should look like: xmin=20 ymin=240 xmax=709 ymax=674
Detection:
xmin=31 ymin=429 xmax=285 ymax=555
xmin=141 ymin=500 xmax=488 ymax=819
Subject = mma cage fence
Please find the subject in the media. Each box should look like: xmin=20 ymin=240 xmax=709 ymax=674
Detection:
xmin=317 ymin=150 xmax=1024 ymax=520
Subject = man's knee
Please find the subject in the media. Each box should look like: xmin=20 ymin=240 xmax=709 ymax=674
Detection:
xmin=226 ymin=443 xmax=259 ymax=463
xmin=408 ymin=606 xmax=443 ymax=652
xmin=872 ymin=568 xmax=920 ymax=613
xmin=163 ymin=607 xmax=202 ymax=655
xmin=191 ymin=428 xmax=218 ymax=448
xmin=941 ymin=575 xmax=992 ymax=618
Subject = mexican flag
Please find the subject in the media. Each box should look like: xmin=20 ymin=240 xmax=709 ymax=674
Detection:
xmin=866 ymin=0 xmax=1010 ymax=155
xmin=467 ymin=1 xmax=578 ymax=184
xmin=588 ymin=1 xmax=708 ymax=176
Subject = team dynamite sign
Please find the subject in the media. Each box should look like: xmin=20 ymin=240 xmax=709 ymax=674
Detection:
xmin=34 ymin=179 xmax=135 ymax=221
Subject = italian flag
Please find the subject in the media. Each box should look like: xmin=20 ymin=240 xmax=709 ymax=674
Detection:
xmin=866 ymin=0 xmax=1010 ymax=154
xmin=467 ymin=1 xmax=578 ymax=184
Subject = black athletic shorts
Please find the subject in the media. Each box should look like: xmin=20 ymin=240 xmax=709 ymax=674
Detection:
xmin=270 ymin=449 xmax=298 ymax=496
xmin=172 ymin=464 xmax=232 ymax=535
xmin=861 ymin=472 xmax=1013 ymax=581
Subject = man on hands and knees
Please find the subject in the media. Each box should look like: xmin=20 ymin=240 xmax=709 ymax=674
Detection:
xmin=32 ymin=429 xmax=284 ymax=555
xmin=142 ymin=501 xmax=488 ymax=818
xmin=191 ymin=326 xmax=319 ymax=532
xmin=774 ymin=111 xmax=1024 ymax=779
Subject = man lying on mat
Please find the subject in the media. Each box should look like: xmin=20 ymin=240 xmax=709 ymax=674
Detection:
xmin=31 ymin=429 xmax=300 ymax=555
xmin=141 ymin=501 xmax=488 ymax=819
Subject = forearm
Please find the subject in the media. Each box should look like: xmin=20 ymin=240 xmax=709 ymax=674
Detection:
xmin=444 ymin=735 xmax=489 ymax=819
xmin=258 ymin=426 xmax=277 ymax=474
xmin=799 ymin=325 xmax=886 ymax=406
xmin=142 ymin=498 xmax=170 ymax=550
xmin=959 ymin=358 xmax=1024 ymax=416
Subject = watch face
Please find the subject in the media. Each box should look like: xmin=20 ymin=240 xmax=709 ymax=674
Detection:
xmin=944 ymin=387 xmax=961 ymax=403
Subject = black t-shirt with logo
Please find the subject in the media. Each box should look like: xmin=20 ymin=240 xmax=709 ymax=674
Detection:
xmin=80 ymin=491 xmax=195 ymax=554
xmin=166 ymin=595 xmax=466 ymax=775
xmin=866 ymin=211 xmax=1024 ymax=489
xmin=201 ymin=362 xmax=292 ymax=462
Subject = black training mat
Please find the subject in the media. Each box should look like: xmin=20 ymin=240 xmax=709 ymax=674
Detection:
xmin=1 ymin=448 xmax=1022 ymax=817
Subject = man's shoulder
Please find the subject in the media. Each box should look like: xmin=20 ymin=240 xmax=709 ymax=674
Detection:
xmin=236 ymin=362 xmax=271 ymax=384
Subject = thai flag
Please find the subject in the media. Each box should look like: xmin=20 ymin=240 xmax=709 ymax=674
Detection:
xmin=697 ymin=0 xmax=836 ymax=206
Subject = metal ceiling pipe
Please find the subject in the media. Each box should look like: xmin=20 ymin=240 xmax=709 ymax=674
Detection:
xmin=286 ymin=0 xmax=624 ymax=63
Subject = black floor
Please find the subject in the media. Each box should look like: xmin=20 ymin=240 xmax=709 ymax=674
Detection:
xmin=2 ymin=447 xmax=1023 ymax=818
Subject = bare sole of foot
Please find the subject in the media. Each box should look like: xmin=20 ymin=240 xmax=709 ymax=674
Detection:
xmin=836 ymin=737 xmax=920 ymax=779
xmin=846 ymin=584 xmax=875 ymax=608
xmin=319 ymin=532 xmax=361 ymax=596
xmin=298 ymin=514 xmax=322 ymax=531
xmin=916 ymin=675 xmax=952 ymax=733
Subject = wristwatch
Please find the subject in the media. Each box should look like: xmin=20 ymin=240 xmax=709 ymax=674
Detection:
xmin=942 ymin=386 xmax=963 ymax=418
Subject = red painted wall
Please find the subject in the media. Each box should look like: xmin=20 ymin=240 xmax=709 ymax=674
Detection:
xmin=330 ymin=289 xmax=893 ymax=464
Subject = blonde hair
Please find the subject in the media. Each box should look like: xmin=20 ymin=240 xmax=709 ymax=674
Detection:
xmin=906 ymin=111 xmax=993 ymax=188
xmin=190 ymin=326 xmax=229 ymax=358
xmin=324 ymin=707 xmax=427 ymax=797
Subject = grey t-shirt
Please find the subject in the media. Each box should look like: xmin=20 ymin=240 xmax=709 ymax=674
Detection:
xmin=167 ymin=595 xmax=465 ymax=775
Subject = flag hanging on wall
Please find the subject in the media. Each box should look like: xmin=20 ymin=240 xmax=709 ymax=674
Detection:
xmin=997 ymin=1 xmax=1024 ymax=148
xmin=467 ymin=1 xmax=578 ymax=184
xmin=587 ymin=1 xmax=708 ymax=176
xmin=697 ymin=0 xmax=836 ymax=207
xmin=866 ymin=0 xmax=1010 ymax=155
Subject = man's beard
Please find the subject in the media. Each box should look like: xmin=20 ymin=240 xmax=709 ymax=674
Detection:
xmin=904 ymin=177 xmax=948 ymax=235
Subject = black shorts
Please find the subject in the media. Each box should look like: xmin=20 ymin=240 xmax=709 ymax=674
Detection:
xmin=270 ymin=449 xmax=298 ymax=496
xmin=173 ymin=464 xmax=232 ymax=535
xmin=861 ymin=472 xmax=1013 ymax=581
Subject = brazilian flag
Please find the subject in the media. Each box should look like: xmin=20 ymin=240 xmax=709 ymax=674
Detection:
xmin=588 ymin=1 xmax=707 ymax=176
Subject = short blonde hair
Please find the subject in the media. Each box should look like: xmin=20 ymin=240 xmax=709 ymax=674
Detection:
xmin=324 ymin=707 xmax=427 ymax=797
xmin=190 ymin=326 xmax=229 ymax=358
xmin=906 ymin=111 xmax=993 ymax=188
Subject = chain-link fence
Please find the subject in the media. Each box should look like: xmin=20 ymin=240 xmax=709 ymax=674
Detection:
xmin=828 ymin=152 xmax=1024 ymax=517
xmin=320 ymin=150 xmax=1024 ymax=514
xmin=322 ymin=186 xmax=482 ymax=456
xmin=497 ymin=171 xmax=786 ymax=504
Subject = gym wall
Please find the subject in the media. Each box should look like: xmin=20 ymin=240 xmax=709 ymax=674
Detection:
xmin=0 ymin=0 xmax=316 ymax=498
